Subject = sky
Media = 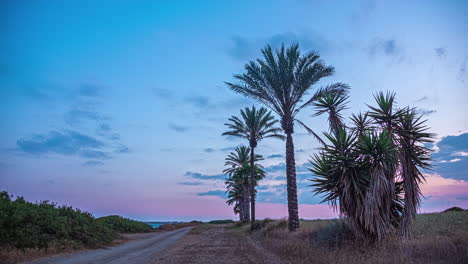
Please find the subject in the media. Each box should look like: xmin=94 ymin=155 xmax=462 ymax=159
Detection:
xmin=1 ymin=0 xmax=468 ymax=221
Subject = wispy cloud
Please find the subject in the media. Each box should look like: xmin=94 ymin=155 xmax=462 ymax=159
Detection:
xmin=152 ymin=88 xmax=173 ymax=99
xmin=434 ymin=47 xmax=447 ymax=58
xmin=83 ymin=160 xmax=104 ymax=167
xmin=367 ymin=38 xmax=404 ymax=62
xmin=204 ymin=148 xmax=215 ymax=153
xmin=185 ymin=171 xmax=226 ymax=181
xmin=267 ymin=154 xmax=283 ymax=159
xmin=197 ymin=190 xmax=226 ymax=198
xmin=17 ymin=130 xmax=105 ymax=156
xmin=179 ymin=181 xmax=204 ymax=186
xmin=168 ymin=123 xmax=190 ymax=132
xmin=420 ymin=109 xmax=437 ymax=116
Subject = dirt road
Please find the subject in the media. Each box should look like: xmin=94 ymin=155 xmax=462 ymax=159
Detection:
xmin=31 ymin=227 xmax=191 ymax=264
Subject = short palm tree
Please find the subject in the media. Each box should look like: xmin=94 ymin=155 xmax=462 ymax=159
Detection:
xmin=225 ymin=178 xmax=244 ymax=220
xmin=223 ymin=146 xmax=265 ymax=222
xmin=223 ymin=106 xmax=283 ymax=226
xmin=309 ymin=91 xmax=434 ymax=241
xmin=226 ymin=44 xmax=348 ymax=231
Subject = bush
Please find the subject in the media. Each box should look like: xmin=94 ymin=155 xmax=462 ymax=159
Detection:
xmin=443 ymin=207 xmax=465 ymax=212
xmin=0 ymin=191 xmax=149 ymax=251
xmin=96 ymin=215 xmax=152 ymax=233
xmin=310 ymin=221 xmax=354 ymax=247
xmin=208 ymin=219 xmax=235 ymax=224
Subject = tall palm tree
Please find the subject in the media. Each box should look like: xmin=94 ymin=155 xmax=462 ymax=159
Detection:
xmin=226 ymin=44 xmax=347 ymax=231
xmin=223 ymin=106 xmax=283 ymax=226
xmin=223 ymin=146 xmax=264 ymax=222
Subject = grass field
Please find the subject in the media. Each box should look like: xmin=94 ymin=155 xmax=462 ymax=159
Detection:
xmin=240 ymin=210 xmax=468 ymax=264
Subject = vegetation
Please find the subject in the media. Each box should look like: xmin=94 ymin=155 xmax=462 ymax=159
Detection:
xmin=0 ymin=191 xmax=150 ymax=251
xmin=240 ymin=211 xmax=468 ymax=264
xmin=223 ymin=106 xmax=283 ymax=227
xmin=208 ymin=219 xmax=235 ymax=224
xmin=309 ymin=91 xmax=434 ymax=241
xmin=96 ymin=215 xmax=152 ymax=233
xmin=223 ymin=146 xmax=265 ymax=221
xmin=226 ymin=44 xmax=348 ymax=231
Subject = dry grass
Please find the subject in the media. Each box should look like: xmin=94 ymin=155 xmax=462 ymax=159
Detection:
xmin=246 ymin=211 xmax=468 ymax=264
xmin=150 ymin=224 xmax=283 ymax=264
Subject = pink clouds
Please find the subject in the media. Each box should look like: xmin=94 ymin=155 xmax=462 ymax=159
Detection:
xmin=420 ymin=173 xmax=468 ymax=212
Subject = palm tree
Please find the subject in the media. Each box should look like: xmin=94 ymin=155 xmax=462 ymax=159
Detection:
xmin=226 ymin=44 xmax=347 ymax=231
xmin=225 ymin=178 xmax=244 ymax=220
xmin=223 ymin=146 xmax=265 ymax=222
xmin=223 ymin=106 xmax=283 ymax=226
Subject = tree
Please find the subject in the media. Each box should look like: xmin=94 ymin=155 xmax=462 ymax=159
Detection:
xmin=223 ymin=106 xmax=283 ymax=227
xmin=225 ymin=178 xmax=244 ymax=220
xmin=223 ymin=146 xmax=265 ymax=222
xmin=309 ymin=91 xmax=434 ymax=241
xmin=226 ymin=44 xmax=347 ymax=231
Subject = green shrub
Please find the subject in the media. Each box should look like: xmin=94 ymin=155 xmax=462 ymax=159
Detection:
xmin=0 ymin=191 xmax=150 ymax=250
xmin=96 ymin=215 xmax=152 ymax=233
xmin=443 ymin=207 xmax=465 ymax=212
xmin=208 ymin=219 xmax=235 ymax=224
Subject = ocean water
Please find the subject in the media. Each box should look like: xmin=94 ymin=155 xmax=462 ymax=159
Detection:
xmin=147 ymin=223 xmax=162 ymax=228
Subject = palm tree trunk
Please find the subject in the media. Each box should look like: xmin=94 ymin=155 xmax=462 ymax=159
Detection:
xmin=285 ymin=132 xmax=300 ymax=231
xmin=250 ymin=146 xmax=256 ymax=226
xmin=243 ymin=180 xmax=250 ymax=222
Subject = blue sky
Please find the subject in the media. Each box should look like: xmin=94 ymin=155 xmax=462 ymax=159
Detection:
xmin=1 ymin=0 xmax=468 ymax=221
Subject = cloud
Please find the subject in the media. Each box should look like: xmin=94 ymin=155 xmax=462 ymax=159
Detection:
xmin=204 ymin=148 xmax=215 ymax=153
xmin=169 ymin=123 xmax=190 ymax=132
xmin=420 ymin=109 xmax=436 ymax=116
xmin=227 ymin=31 xmax=329 ymax=61
xmin=431 ymin=133 xmax=468 ymax=181
xmin=153 ymin=88 xmax=173 ymax=99
xmin=452 ymin=151 xmax=468 ymax=157
xmin=99 ymin=123 xmax=111 ymax=132
xmin=83 ymin=160 xmax=104 ymax=167
xmin=197 ymin=190 xmax=226 ymax=198
xmin=178 ymin=181 xmax=204 ymax=186
xmin=420 ymin=173 xmax=468 ymax=211
xmin=367 ymin=38 xmax=404 ymax=61
xmin=267 ymin=154 xmax=283 ymax=159
xmin=434 ymin=47 xmax=447 ymax=58
xmin=185 ymin=96 xmax=214 ymax=109
xmin=17 ymin=130 xmax=105 ymax=156
xmin=185 ymin=171 xmax=227 ymax=181
xmin=415 ymin=96 xmax=429 ymax=103
xmin=78 ymin=84 xmax=101 ymax=97
xmin=65 ymin=109 xmax=106 ymax=126
xmin=459 ymin=59 xmax=466 ymax=83
xmin=80 ymin=149 xmax=111 ymax=160
xmin=115 ymin=145 xmax=130 ymax=154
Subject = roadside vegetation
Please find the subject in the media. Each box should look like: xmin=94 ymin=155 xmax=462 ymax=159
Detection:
xmin=0 ymin=191 xmax=154 ymax=262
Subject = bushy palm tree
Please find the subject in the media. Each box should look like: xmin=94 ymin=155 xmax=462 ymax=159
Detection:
xmin=309 ymin=91 xmax=434 ymax=241
xmin=223 ymin=106 xmax=283 ymax=226
xmin=223 ymin=146 xmax=265 ymax=222
xmin=226 ymin=44 xmax=347 ymax=231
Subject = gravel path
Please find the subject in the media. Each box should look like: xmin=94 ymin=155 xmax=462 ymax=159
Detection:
xmin=31 ymin=228 xmax=191 ymax=264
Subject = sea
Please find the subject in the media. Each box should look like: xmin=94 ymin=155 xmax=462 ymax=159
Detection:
xmin=145 ymin=222 xmax=174 ymax=228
